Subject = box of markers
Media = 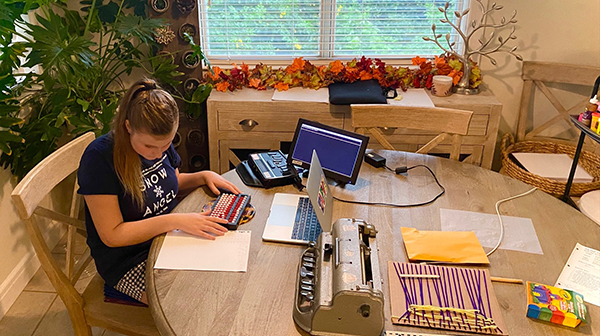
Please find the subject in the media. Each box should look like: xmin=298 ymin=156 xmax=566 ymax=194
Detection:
xmin=526 ymin=281 xmax=587 ymax=327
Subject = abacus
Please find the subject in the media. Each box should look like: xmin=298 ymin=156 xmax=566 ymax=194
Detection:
xmin=210 ymin=193 xmax=251 ymax=230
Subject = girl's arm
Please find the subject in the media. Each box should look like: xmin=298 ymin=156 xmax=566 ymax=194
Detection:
xmin=177 ymin=169 xmax=241 ymax=195
xmin=84 ymin=194 xmax=228 ymax=247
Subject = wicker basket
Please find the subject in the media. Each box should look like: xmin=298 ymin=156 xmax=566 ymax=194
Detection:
xmin=501 ymin=133 xmax=600 ymax=197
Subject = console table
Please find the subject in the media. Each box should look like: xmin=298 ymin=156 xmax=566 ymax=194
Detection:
xmin=207 ymin=89 xmax=502 ymax=173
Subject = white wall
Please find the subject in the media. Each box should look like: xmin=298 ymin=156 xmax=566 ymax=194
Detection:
xmin=475 ymin=0 xmax=600 ymax=168
xmin=0 ymin=167 xmax=70 ymax=320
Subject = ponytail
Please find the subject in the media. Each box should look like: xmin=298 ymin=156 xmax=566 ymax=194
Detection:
xmin=112 ymin=78 xmax=179 ymax=208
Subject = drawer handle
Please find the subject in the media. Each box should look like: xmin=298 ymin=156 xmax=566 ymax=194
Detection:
xmin=239 ymin=119 xmax=259 ymax=127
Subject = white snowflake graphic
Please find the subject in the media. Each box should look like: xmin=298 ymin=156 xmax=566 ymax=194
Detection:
xmin=153 ymin=185 xmax=164 ymax=198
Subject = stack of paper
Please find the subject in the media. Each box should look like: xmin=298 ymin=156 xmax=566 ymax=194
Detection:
xmin=154 ymin=230 xmax=251 ymax=272
xmin=512 ymin=153 xmax=593 ymax=183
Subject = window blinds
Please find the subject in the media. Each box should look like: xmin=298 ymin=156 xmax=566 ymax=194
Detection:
xmin=199 ymin=0 xmax=467 ymax=60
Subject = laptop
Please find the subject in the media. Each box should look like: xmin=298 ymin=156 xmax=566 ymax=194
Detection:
xmin=262 ymin=150 xmax=333 ymax=244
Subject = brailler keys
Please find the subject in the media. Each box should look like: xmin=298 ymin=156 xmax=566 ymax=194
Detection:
xmin=209 ymin=193 xmax=251 ymax=230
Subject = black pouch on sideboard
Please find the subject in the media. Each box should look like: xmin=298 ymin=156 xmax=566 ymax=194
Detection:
xmin=328 ymin=79 xmax=396 ymax=105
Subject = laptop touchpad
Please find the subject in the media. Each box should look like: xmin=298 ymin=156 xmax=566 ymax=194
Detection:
xmin=268 ymin=204 xmax=297 ymax=227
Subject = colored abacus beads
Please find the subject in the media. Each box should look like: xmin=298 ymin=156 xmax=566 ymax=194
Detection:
xmin=210 ymin=193 xmax=251 ymax=230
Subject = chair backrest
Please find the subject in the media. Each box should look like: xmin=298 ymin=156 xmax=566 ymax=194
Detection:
xmin=11 ymin=132 xmax=95 ymax=333
xmin=351 ymin=105 xmax=473 ymax=160
xmin=12 ymin=131 xmax=160 ymax=336
xmin=516 ymin=61 xmax=600 ymax=149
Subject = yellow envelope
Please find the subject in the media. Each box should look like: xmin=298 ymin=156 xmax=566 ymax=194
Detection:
xmin=401 ymin=227 xmax=490 ymax=264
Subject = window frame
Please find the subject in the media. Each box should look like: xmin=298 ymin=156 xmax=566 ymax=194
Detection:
xmin=197 ymin=0 xmax=471 ymax=66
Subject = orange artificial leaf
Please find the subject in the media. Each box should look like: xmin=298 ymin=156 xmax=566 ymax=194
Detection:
xmin=448 ymin=70 xmax=462 ymax=85
xmin=453 ymin=72 xmax=463 ymax=85
xmin=329 ymin=60 xmax=344 ymax=75
xmin=434 ymin=56 xmax=446 ymax=67
xmin=210 ymin=66 xmax=222 ymax=81
xmin=412 ymin=56 xmax=427 ymax=66
xmin=241 ymin=62 xmax=250 ymax=75
xmin=317 ymin=65 xmax=327 ymax=77
xmin=274 ymin=82 xmax=290 ymax=91
xmin=287 ymin=57 xmax=306 ymax=74
xmin=216 ymin=81 xmax=230 ymax=92
xmin=345 ymin=67 xmax=360 ymax=82
xmin=359 ymin=70 xmax=373 ymax=80
xmin=373 ymin=72 xmax=385 ymax=82
xmin=248 ymin=78 xmax=261 ymax=88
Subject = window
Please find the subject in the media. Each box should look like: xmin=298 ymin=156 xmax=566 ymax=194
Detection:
xmin=198 ymin=0 xmax=468 ymax=62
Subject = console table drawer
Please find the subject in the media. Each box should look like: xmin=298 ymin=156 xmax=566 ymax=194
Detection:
xmin=217 ymin=107 xmax=345 ymax=132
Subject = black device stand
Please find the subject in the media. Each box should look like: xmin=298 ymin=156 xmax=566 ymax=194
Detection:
xmin=560 ymin=75 xmax=600 ymax=207
xmin=561 ymin=116 xmax=600 ymax=207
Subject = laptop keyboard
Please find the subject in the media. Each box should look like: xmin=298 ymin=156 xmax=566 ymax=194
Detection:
xmin=291 ymin=197 xmax=322 ymax=242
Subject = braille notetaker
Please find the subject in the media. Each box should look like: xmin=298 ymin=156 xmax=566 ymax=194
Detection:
xmin=210 ymin=193 xmax=251 ymax=230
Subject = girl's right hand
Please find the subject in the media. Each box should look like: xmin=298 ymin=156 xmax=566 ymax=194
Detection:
xmin=176 ymin=211 xmax=229 ymax=240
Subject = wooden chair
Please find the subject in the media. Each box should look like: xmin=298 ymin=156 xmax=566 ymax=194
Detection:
xmin=351 ymin=105 xmax=473 ymax=161
xmin=11 ymin=132 xmax=159 ymax=336
xmin=516 ymin=61 xmax=600 ymax=149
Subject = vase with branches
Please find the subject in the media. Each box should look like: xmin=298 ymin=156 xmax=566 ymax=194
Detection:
xmin=424 ymin=0 xmax=522 ymax=94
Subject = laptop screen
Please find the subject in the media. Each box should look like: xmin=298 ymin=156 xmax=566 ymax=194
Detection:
xmin=288 ymin=119 xmax=369 ymax=184
xmin=306 ymin=150 xmax=333 ymax=232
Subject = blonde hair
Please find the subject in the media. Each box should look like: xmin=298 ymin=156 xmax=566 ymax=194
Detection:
xmin=112 ymin=78 xmax=179 ymax=208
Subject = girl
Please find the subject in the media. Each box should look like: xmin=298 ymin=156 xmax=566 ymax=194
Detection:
xmin=78 ymin=78 xmax=241 ymax=304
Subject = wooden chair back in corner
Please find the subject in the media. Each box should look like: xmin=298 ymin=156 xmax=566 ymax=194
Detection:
xmin=11 ymin=132 xmax=158 ymax=336
xmin=351 ymin=105 xmax=473 ymax=160
xmin=516 ymin=61 xmax=600 ymax=147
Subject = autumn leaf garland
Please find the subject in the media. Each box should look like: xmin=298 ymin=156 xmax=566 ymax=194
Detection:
xmin=203 ymin=54 xmax=482 ymax=92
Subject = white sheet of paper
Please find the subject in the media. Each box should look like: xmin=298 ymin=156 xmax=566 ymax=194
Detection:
xmin=154 ymin=230 xmax=251 ymax=272
xmin=512 ymin=153 xmax=593 ymax=183
xmin=387 ymin=88 xmax=435 ymax=107
xmin=439 ymin=208 xmax=543 ymax=255
xmin=555 ymin=243 xmax=600 ymax=307
xmin=271 ymin=87 xmax=329 ymax=103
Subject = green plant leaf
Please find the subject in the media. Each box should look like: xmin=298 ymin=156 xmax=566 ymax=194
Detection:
xmin=0 ymin=129 xmax=24 ymax=144
xmin=62 ymin=9 xmax=87 ymax=36
xmin=113 ymin=14 xmax=164 ymax=45
xmin=25 ymin=12 xmax=97 ymax=76
xmin=54 ymin=111 xmax=67 ymax=127
xmin=0 ymin=37 xmax=27 ymax=75
xmin=191 ymin=84 xmax=212 ymax=104
xmin=76 ymin=98 xmax=90 ymax=111
xmin=150 ymin=53 xmax=183 ymax=88
xmin=0 ymin=116 xmax=23 ymax=128
xmin=97 ymin=1 xmax=119 ymax=24
xmin=0 ymin=139 xmax=10 ymax=155
xmin=183 ymin=32 xmax=212 ymax=74
xmin=123 ymin=0 xmax=147 ymax=17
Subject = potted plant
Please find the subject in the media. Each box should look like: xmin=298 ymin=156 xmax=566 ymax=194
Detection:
xmin=151 ymin=0 xmax=170 ymax=14
xmin=178 ymin=23 xmax=196 ymax=40
xmin=182 ymin=50 xmax=200 ymax=69
xmin=0 ymin=0 xmax=182 ymax=179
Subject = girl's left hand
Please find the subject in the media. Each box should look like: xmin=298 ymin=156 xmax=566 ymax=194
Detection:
xmin=201 ymin=171 xmax=242 ymax=195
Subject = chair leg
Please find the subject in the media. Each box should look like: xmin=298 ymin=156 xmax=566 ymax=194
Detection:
xmin=65 ymin=301 xmax=93 ymax=336
xmin=71 ymin=318 xmax=93 ymax=336
xmin=449 ymin=134 xmax=462 ymax=161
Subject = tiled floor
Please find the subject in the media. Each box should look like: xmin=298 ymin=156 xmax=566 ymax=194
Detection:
xmin=0 ymin=234 xmax=127 ymax=336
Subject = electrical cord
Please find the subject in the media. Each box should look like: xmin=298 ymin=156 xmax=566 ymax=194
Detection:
xmin=486 ymin=187 xmax=538 ymax=257
xmin=332 ymin=164 xmax=445 ymax=208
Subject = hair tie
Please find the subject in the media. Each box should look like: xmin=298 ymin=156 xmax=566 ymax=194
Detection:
xmin=132 ymin=80 xmax=158 ymax=100
xmin=142 ymin=81 xmax=157 ymax=91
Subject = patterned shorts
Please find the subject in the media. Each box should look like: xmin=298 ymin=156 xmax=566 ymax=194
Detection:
xmin=114 ymin=260 xmax=147 ymax=302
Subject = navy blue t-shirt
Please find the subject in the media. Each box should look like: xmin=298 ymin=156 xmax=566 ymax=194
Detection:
xmin=77 ymin=133 xmax=181 ymax=286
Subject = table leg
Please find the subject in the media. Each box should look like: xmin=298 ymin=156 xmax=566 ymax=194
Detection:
xmin=560 ymin=131 xmax=586 ymax=207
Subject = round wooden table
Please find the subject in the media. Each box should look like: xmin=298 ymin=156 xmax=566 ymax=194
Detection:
xmin=147 ymin=151 xmax=600 ymax=336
